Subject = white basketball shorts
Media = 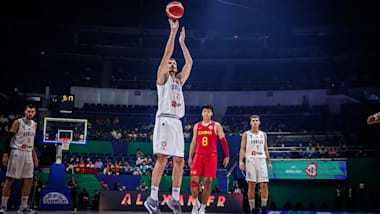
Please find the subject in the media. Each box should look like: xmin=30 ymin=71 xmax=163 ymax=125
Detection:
xmin=153 ymin=116 xmax=184 ymax=158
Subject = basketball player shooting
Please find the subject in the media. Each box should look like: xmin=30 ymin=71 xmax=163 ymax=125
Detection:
xmin=144 ymin=18 xmax=193 ymax=214
xmin=1 ymin=104 xmax=39 ymax=214
xmin=239 ymin=115 xmax=272 ymax=214
xmin=188 ymin=104 xmax=229 ymax=214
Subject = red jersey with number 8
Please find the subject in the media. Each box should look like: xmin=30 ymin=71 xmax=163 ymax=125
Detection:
xmin=196 ymin=121 xmax=218 ymax=154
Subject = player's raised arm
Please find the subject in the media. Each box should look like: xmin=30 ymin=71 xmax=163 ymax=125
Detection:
xmin=264 ymin=133 xmax=272 ymax=172
xmin=239 ymin=132 xmax=247 ymax=170
xmin=176 ymin=27 xmax=193 ymax=85
xmin=188 ymin=123 xmax=198 ymax=168
xmin=215 ymin=122 xmax=229 ymax=168
xmin=157 ymin=19 xmax=179 ymax=85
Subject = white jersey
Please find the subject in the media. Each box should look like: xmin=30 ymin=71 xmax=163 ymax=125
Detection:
xmin=11 ymin=118 xmax=36 ymax=152
xmin=245 ymin=130 xmax=266 ymax=159
xmin=156 ymin=75 xmax=185 ymax=118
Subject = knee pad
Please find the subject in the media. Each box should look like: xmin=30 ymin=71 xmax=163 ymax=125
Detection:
xmin=191 ymin=180 xmax=198 ymax=188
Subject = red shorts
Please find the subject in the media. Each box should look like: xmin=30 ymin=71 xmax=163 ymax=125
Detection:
xmin=190 ymin=153 xmax=217 ymax=179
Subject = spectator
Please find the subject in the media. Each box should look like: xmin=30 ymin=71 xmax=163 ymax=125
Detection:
xmin=8 ymin=112 xmax=16 ymax=121
xmin=113 ymin=161 xmax=122 ymax=175
xmin=86 ymin=160 xmax=95 ymax=168
xmin=212 ymin=184 xmax=221 ymax=193
xmin=124 ymin=161 xmax=132 ymax=175
xmin=347 ymin=183 xmax=355 ymax=211
xmin=92 ymin=190 xmax=100 ymax=210
xmin=105 ymin=117 xmax=111 ymax=127
xmin=66 ymin=157 xmax=75 ymax=174
xmin=114 ymin=181 xmax=120 ymax=191
xmin=131 ymin=163 xmax=141 ymax=175
xmin=120 ymin=186 xmax=127 ymax=191
xmin=232 ymin=183 xmax=242 ymax=194
xmin=305 ymin=142 xmax=315 ymax=158
xmin=113 ymin=117 xmax=119 ymax=126
xmin=68 ymin=176 xmax=78 ymax=211
xmin=198 ymin=181 xmax=204 ymax=193
xmin=329 ymin=147 xmax=338 ymax=158
xmin=78 ymin=159 xmax=86 ymax=168
xmin=140 ymin=161 xmax=152 ymax=175
xmin=335 ymin=184 xmax=343 ymax=211
xmin=78 ymin=188 xmax=89 ymax=210
xmin=103 ymin=162 xmax=114 ymax=175
xmin=146 ymin=155 xmax=153 ymax=165
xmin=137 ymin=181 xmax=148 ymax=192
xmin=29 ymin=175 xmax=43 ymax=209
xmin=94 ymin=158 xmax=103 ymax=169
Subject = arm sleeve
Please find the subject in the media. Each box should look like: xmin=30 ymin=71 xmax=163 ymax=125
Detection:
xmin=220 ymin=137 xmax=229 ymax=157
xmin=3 ymin=132 xmax=16 ymax=154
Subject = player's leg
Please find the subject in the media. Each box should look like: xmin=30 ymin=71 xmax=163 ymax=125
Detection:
xmin=172 ymin=156 xmax=184 ymax=198
xmin=248 ymin=182 xmax=257 ymax=213
xmin=199 ymin=177 xmax=213 ymax=213
xmin=151 ymin=154 xmax=168 ymax=197
xmin=145 ymin=153 xmax=168 ymax=214
xmin=167 ymin=156 xmax=184 ymax=213
xmin=0 ymin=177 xmax=15 ymax=211
xmin=258 ymin=159 xmax=269 ymax=214
xmin=260 ymin=182 xmax=268 ymax=213
xmin=199 ymin=153 xmax=217 ymax=213
xmin=19 ymin=178 xmax=33 ymax=211
xmin=167 ymin=118 xmax=185 ymax=213
xmin=190 ymin=176 xmax=201 ymax=213
xmin=190 ymin=153 xmax=203 ymax=214
xmin=18 ymin=151 xmax=36 ymax=213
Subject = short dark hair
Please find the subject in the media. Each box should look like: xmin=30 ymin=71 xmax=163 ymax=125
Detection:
xmin=250 ymin=115 xmax=260 ymax=120
xmin=201 ymin=104 xmax=214 ymax=112
xmin=25 ymin=104 xmax=36 ymax=110
xmin=169 ymin=58 xmax=177 ymax=63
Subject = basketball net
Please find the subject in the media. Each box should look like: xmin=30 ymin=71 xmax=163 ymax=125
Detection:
xmin=60 ymin=138 xmax=71 ymax=150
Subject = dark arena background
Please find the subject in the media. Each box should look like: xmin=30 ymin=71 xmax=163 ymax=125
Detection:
xmin=1 ymin=0 xmax=380 ymax=214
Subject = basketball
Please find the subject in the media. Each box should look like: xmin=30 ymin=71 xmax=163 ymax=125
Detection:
xmin=166 ymin=1 xmax=184 ymax=20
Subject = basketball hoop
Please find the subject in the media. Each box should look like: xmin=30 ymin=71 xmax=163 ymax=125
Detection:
xmin=60 ymin=138 xmax=71 ymax=150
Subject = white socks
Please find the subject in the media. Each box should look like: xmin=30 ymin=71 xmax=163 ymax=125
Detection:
xmin=172 ymin=187 xmax=180 ymax=200
xmin=249 ymin=199 xmax=255 ymax=210
xmin=150 ymin=186 xmax=159 ymax=201
xmin=262 ymin=198 xmax=268 ymax=207
xmin=1 ymin=196 xmax=8 ymax=209
xmin=20 ymin=196 xmax=29 ymax=210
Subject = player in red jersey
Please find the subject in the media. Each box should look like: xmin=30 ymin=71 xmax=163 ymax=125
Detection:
xmin=188 ymin=104 xmax=229 ymax=214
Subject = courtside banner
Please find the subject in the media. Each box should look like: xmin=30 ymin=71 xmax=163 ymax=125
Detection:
xmin=99 ymin=191 xmax=243 ymax=212
xmin=269 ymin=160 xmax=347 ymax=180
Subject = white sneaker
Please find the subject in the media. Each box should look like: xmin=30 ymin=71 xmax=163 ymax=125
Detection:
xmin=0 ymin=206 xmax=7 ymax=214
xmin=17 ymin=207 xmax=36 ymax=214
xmin=199 ymin=205 xmax=206 ymax=214
xmin=191 ymin=198 xmax=200 ymax=214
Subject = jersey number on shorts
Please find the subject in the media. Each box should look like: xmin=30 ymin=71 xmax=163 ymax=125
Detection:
xmin=202 ymin=136 xmax=208 ymax=146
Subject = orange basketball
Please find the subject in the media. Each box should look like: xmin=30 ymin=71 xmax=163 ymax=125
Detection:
xmin=166 ymin=1 xmax=184 ymax=20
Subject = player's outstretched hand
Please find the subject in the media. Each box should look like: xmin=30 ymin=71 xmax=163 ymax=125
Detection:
xmin=188 ymin=158 xmax=193 ymax=168
xmin=367 ymin=115 xmax=377 ymax=125
xmin=168 ymin=19 xmax=179 ymax=32
xmin=268 ymin=163 xmax=272 ymax=172
xmin=223 ymin=157 xmax=229 ymax=168
xmin=239 ymin=161 xmax=244 ymax=170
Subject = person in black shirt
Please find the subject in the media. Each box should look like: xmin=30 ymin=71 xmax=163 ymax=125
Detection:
xmin=68 ymin=176 xmax=78 ymax=210
xmin=78 ymin=188 xmax=89 ymax=210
